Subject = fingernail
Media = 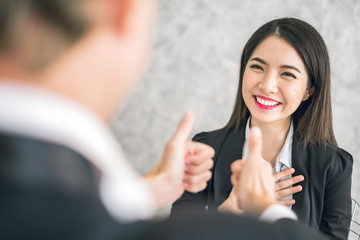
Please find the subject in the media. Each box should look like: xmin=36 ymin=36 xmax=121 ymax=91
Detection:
xmin=297 ymin=185 xmax=303 ymax=191
xmin=183 ymin=112 xmax=192 ymax=121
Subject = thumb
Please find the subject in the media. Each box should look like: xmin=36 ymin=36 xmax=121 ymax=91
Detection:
xmin=170 ymin=111 xmax=194 ymax=144
xmin=247 ymin=127 xmax=263 ymax=162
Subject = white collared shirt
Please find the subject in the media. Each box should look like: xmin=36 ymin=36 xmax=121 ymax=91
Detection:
xmin=0 ymin=81 xmax=156 ymax=222
xmin=242 ymin=117 xmax=294 ymax=207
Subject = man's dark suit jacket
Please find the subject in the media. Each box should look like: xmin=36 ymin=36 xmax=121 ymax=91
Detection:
xmin=0 ymin=132 xmax=328 ymax=240
xmin=171 ymin=124 xmax=353 ymax=240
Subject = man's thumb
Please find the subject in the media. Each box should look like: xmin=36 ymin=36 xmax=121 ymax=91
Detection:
xmin=170 ymin=111 xmax=194 ymax=144
xmin=247 ymin=127 xmax=263 ymax=162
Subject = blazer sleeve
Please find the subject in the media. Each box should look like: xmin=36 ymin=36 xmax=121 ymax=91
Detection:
xmin=170 ymin=132 xmax=210 ymax=217
xmin=320 ymin=148 xmax=353 ymax=240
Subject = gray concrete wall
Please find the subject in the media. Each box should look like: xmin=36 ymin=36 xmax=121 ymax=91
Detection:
xmin=113 ymin=0 xmax=360 ymax=219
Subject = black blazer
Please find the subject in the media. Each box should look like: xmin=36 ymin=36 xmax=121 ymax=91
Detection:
xmin=0 ymin=132 xmax=328 ymax=240
xmin=0 ymin=132 xmax=122 ymax=240
xmin=171 ymin=125 xmax=353 ymax=240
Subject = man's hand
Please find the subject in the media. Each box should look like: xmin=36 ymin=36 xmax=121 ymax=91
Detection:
xmin=183 ymin=140 xmax=214 ymax=193
xmin=143 ymin=112 xmax=214 ymax=208
xmin=220 ymin=164 xmax=303 ymax=214
xmin=218 ymin=161 xmax=245 ymax=214
xmin=231 ymin=127 xmax=276 ymax=217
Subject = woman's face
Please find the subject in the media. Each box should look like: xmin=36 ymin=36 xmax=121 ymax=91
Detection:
xmin=242 ymin=36 xmax=312 ymax=126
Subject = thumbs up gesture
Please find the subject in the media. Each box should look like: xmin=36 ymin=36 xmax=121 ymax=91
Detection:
xmin=144 ymin=112 xmax=214 ymax=208
xmin=231 ymin=127 xmax=276 ymax=217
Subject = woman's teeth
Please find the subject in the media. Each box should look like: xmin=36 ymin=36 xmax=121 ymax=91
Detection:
xmin=256 ymin=96 xmax=280 ymax=106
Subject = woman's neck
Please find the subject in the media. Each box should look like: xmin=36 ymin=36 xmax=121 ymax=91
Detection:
xmin=250 ymin=117 xmax=291 ymax=166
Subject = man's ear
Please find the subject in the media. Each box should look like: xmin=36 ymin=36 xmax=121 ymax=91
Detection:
xmin=108 ymin=0 xmax=134 ymax=33
xmin=303 ymin=86 xmax=315 ymax=101
xmin=106 ymin=0 xmax=157 ymax=36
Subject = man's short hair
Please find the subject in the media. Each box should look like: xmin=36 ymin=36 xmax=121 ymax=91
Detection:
xmin=0 ymin=0 xmax=90 ymax=70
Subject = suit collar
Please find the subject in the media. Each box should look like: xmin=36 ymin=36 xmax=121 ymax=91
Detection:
xmin=212 ymin=124 xmax=246 ymax=206
xmin=291 ymin=136 xmax=310 ymax=223
xmin=242 ymin=118 xmax=294 ymax=172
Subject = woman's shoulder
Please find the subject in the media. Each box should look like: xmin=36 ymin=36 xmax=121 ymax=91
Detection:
xmin=192 ymin=125 xmax=246 ymax=151
xmin=192 ymin=127 xmax=229 ymax=143
xmin=308 ymin=142 xmax=353 ymax=168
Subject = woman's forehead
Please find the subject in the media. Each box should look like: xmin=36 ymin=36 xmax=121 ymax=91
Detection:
xmin=249 ymin=36 xmax=306 ymax=72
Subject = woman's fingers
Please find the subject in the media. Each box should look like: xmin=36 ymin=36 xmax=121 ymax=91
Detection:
xmin=275 ymin=185 xmax=303 ymax=199
xmin=274 ymin=174 xmax=304 ymax=191
xmin=273 ymin=168 xmax=295 ymax=181
xmin=277 ymin=199 xmax=296 ymax=206
xmin=273 ymin=169 xmax=304 ymax=205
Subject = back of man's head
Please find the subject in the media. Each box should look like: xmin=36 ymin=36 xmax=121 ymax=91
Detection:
xmin=0 ymin=0 xmax=157 ymax=121
xmin=0 ymin=0 xmax=89 ymax=71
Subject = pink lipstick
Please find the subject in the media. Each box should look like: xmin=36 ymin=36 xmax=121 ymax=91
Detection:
xmin=253 ymin=95 xmax=281 ymax=110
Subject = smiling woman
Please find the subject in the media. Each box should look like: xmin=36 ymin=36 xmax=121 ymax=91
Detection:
xmin=171 ymin=18 xmax=353 ymax=240
xmin=242 ymin=36 xmax=312 ymax=132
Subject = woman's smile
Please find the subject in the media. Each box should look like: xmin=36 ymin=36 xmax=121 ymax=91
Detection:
xmin=253 ymin=95 xmax=281 ymax=109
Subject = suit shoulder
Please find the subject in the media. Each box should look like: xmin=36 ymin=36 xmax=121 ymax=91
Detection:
xmin=192 ymin=128 xmax=230 ymax=145
xmin=322 ymin=144 xmax=352 ymax=162
xmin=0 ymin=132 xmax=99 ymax=196
xmin=309 ymin=143 xmax=353 ymax=170
xmin=329 ymin=145 xmax=353 ymax=171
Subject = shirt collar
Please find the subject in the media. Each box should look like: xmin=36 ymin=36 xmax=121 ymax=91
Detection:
xmin=0 ymin=81 xmax=124 ymax=175
xmin=243 ymin=117 xmax=293 ymax=172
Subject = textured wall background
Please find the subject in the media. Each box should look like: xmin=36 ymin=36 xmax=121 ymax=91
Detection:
xmin=113 ymin=0 xmax=360 ymax=220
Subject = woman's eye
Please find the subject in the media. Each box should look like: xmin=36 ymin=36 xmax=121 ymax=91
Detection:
xmin=282 ymin=72 xmax=297 ymax=79
xmin=250 ymin=64 xmax=264 ymax=71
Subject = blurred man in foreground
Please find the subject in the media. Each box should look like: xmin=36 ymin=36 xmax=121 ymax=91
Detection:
xmin=0 ymin=1 xmax=327 ymax=239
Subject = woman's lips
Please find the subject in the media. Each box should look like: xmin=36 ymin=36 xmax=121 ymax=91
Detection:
xmin=253 ymin=95 xmax=281 ymax=110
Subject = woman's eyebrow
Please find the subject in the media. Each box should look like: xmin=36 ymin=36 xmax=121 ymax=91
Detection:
xmin=250 ymin=57 xmax=301 ymax=74
xmin=250 ymin=57 xmax=267 ymax=65
xmin=280 ymin=65 xmax=301 ymax=74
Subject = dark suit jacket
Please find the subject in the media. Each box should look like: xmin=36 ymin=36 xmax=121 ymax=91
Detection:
xmin=171 ymin=125 xmax=353 ymax=240
xmin=0 ymin=132 xmax=328 ymax=240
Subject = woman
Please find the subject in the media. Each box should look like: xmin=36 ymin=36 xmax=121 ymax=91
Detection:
xmin=171 ymin=18 xmax=353 ymax=240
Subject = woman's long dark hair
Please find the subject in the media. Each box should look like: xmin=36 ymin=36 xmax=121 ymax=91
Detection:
xmin=225 ymin=18 xmax=337 ymax=148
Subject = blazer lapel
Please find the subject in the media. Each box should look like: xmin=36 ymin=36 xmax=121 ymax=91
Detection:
xmin=291 ymin=137 xmax=311 ymax=224
xmin=213 ymin=126 xmax=245 ymax=207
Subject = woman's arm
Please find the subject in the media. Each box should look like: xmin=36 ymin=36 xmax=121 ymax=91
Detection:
xmin=320 ymin=148 xmax=353 ymax=240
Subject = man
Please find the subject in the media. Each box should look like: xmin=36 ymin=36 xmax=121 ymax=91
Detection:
xmin=0 ymin=0 xmax=327 ymax=239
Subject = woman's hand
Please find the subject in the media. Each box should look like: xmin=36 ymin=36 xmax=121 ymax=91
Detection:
xmin=274 ymin=168 xmax=304 ymax=206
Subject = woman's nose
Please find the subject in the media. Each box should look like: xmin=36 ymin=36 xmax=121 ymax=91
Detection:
xmin=258 ymin=72 xmax=279 ymax=94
